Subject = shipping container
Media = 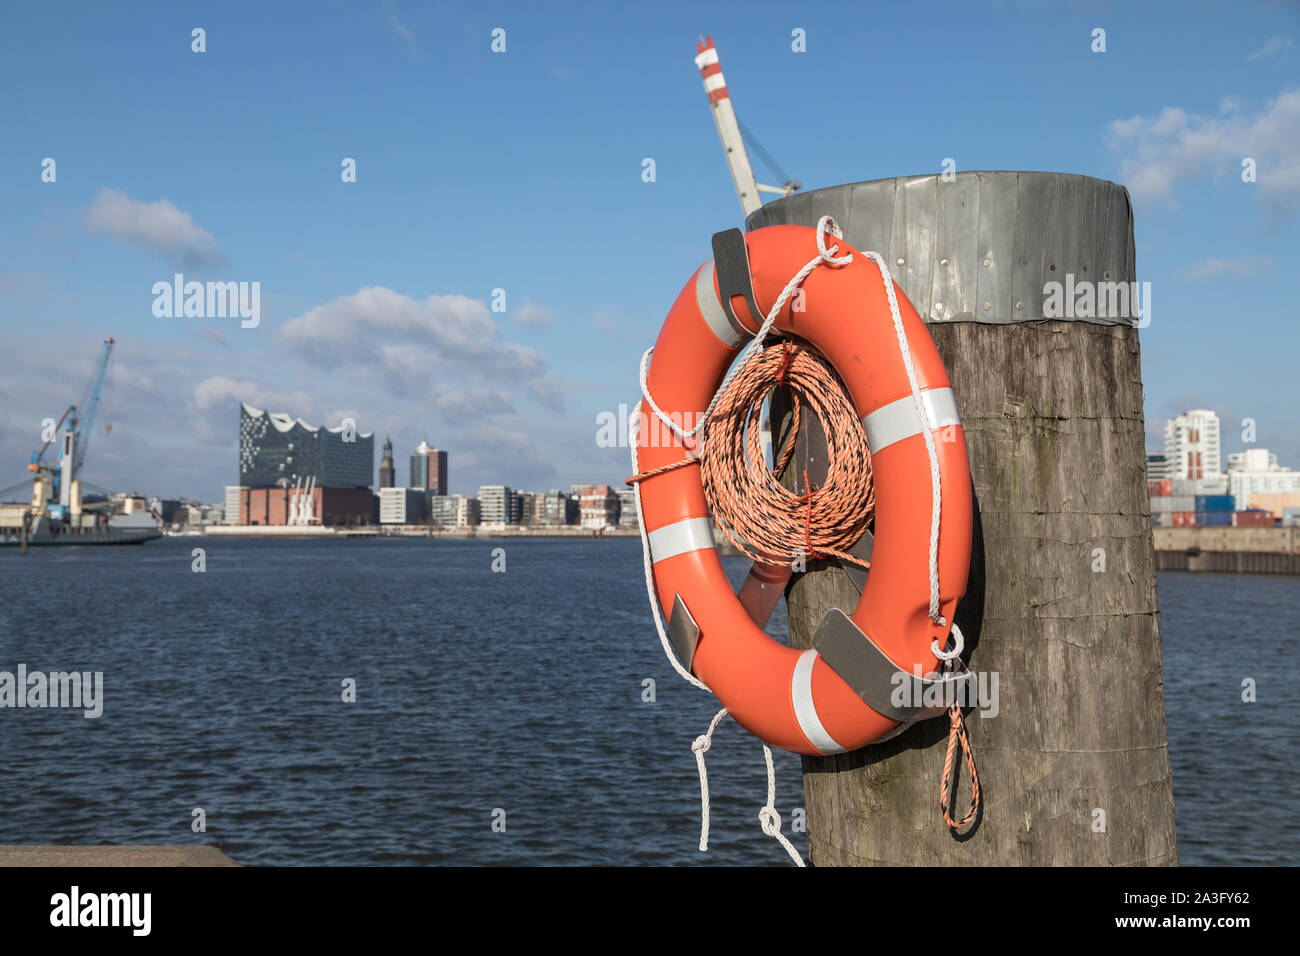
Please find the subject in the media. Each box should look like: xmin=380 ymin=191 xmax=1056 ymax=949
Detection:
xmin=1156 ymin=479 xmax=1172 ymax=496
xmin=1171 ymin=496 xmax=1196 ymax=512
xmin=1150 ymin=495 xmax=1173 ymax=513
xmin=1232 ymin=510 xmax=1275 ymax=528
xmin=1171 ymin=512 xmax=1197 ymax=527
xmin=1150 ymin=512 xmax=1170 ymax=527
xmin=1196 ymin=511 xmax=1232 ymax=527
xmin=1195 ymin=494 xmax=1234 ymax=511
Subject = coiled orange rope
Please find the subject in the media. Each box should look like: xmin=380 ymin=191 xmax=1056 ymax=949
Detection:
xmin=699 ymin=340 xmax=875 ymax=567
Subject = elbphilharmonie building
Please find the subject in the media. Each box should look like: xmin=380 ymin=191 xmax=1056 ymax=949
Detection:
xmin=238 ymin=403 xmax=373 ymax=489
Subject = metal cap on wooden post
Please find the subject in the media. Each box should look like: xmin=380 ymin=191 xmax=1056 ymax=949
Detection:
xmin=748 ymin=171 xmax=1178 ymax=866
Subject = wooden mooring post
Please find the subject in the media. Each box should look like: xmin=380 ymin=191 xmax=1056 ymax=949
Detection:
xmin=750 ymin=172 xmax=1178 ymax=865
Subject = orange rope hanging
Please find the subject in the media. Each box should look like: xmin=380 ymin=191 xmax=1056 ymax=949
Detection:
xmin=698 ymin=340 xmax=874 ymax=568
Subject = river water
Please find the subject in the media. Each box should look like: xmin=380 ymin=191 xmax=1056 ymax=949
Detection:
xmin=0 ymin=537 xmax=1293 ymax=865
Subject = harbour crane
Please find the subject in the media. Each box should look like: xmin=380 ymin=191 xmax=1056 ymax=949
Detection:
xmin=27 ymin=337 xmax=114 ymax=517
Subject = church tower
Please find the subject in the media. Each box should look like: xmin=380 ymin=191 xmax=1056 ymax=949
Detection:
xmin=379 ymin=435 xmax=396 ymax=488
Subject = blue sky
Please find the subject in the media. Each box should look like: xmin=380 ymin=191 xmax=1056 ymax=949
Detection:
xmin=1 ymin=0 xmax=1296 ymax=501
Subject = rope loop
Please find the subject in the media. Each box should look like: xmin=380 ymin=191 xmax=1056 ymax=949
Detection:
xmin=761 ymin=744 xmax=805 ymax=866
xmin=932 ymin=621 xmax=965 ymax=661
xmin=940 ymin=703 xmax=981 ymax=833
xmin=815 ymin=215 xmax=852 ymax=266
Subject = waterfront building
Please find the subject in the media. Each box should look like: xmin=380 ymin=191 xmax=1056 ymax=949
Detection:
xmin=409 ymin=441 xmax=449 ymax=495
xmin=616 ymin=487 xmax=638 ymax=527
xmin=457 ymin=496 xmax=481 ymax=527
xmin=1227 ymin=448 xmax=1300 ymax=511
xmin=478 ymin=485 xmax=514 ymax=525
xmin=379 ymin=487 xmax=429 ymax=525
xmin=1164 ymin=410 xmax=1221 ymax=481
xmin=379 ymin=436 xmax=396 ymax=488
xmin=429 ymin=494 xmax=463 ymax=527
xmin=1228 ymin=449 xmax=1278 ymax=471
xmin=239 ymin=403 xmax=373 ymax=490
xmin=224 ymin=485 xmax=242 ymax=523
xmin=236 ymin=486 xmax=374 ymax=526
xmin=574 ymin=484 xmax=619 ymax=529
xmin=535 ymin=490 xmax=576 ymax=526
xmin=236 ymin=403 xmax=374 ymax=525
xmin=1145 ymin=453 xmax=1171 ymax=482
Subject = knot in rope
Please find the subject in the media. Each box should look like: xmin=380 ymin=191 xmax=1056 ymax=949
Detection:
xmin=773 ymin=338 xmax=795 ymax=385
xmin=758 ymin=805 xmax=781 ymax=836
xmin=816 ymin=215 xmax=853 ymax=266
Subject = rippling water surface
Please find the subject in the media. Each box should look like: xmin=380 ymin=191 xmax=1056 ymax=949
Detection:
xmin=0 ymin=539 xmax=1292 ymax=865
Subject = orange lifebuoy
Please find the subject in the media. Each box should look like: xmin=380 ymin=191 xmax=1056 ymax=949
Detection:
xmin=634 ymin=223 xmax=973 ymax=756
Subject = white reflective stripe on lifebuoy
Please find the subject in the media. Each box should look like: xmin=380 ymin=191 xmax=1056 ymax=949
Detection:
xmin=695 ymin=260 xmax=751 ymax=349
xmin=647 ymin=516 xmax=715 ymax=565
xmin=861 ymin=386 xmax=961 ymax=454
xmin=791 ymin=650 xmax=848 ymax=755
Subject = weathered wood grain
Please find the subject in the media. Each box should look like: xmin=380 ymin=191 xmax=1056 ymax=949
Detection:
xmin=782 ymin=320 xmax=1178 ymax=866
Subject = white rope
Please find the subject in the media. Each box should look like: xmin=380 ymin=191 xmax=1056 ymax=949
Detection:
xmin=760 ymin=743 xmax=806 ymax=866
xmin=861 ymin=250 xmax=945 ymax=632
xmin=691 ymin=707 xmax=728 ymax=851
xmin=630 ymin=409 xmax=710 ymax=693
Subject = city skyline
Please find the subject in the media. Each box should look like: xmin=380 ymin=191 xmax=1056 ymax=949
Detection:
xmin=3 ymin=3 xmax=1297 ymax=503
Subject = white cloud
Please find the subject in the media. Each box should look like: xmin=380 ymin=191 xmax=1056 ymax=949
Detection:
xmin=511 ymin=300 xmax=553 ymax=327
xmin=192 ymin=375 xmax=314 ymax=416
xmin=84 ymin=188 xmax=226 ymax=268
xmin=1247 ymin=36 xmax=1292 ymax=62
xmin=1106 ymin=89 xmax=1300 ymax=215
xmin=1186 ymin=256 xmax=1276 ymax=280
xmin=278 ymin=286 xmax=547 ymax=389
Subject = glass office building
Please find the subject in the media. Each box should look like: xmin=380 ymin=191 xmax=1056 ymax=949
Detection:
xmin=239 ymin=402 xmax=374 ymax=490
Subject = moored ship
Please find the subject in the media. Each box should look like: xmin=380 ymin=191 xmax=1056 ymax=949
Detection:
xmin=0 ymin=337 xmax=160 ymax=549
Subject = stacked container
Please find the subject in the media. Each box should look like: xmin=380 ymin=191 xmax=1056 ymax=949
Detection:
xmin=1232 ymin=510 xmax=1276 ymax=528
xmin=1148 ymin=478 xmax=1267 ymax=527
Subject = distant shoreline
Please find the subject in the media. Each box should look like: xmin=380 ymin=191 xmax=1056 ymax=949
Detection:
xmin=192 ymin=525 xmax=641 ymax=540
